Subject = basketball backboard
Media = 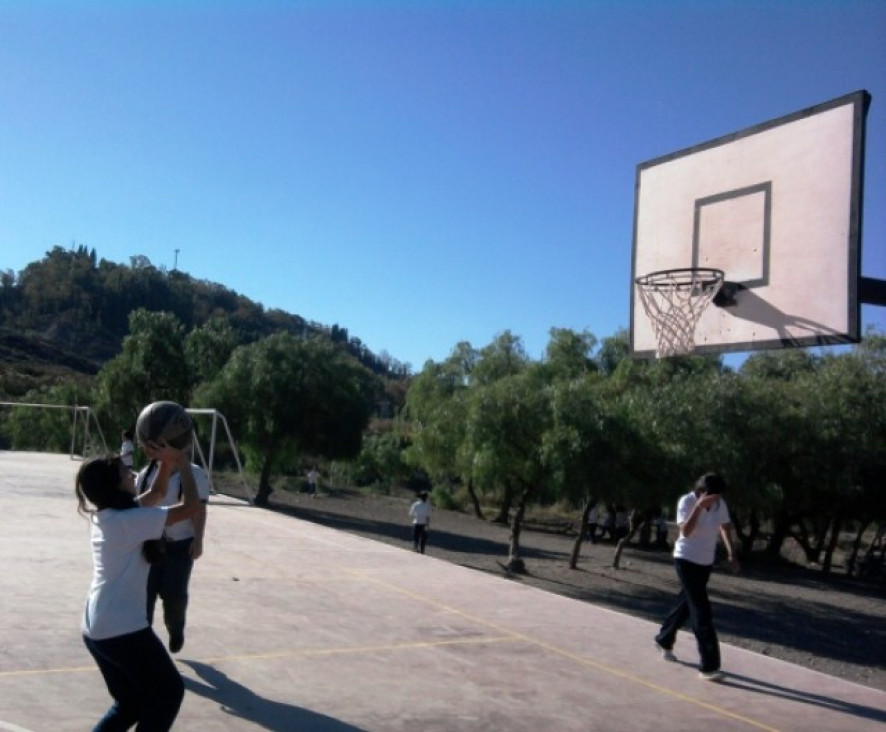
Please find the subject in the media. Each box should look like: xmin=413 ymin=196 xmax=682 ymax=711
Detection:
xmin=630 ymin=90 xmax=870 ymax=358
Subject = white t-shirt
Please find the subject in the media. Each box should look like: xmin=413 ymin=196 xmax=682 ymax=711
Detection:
xmin=673 ymin=491 xmax=731 ymax=566
xmin=409 ymin=499 xmax=432 ymax=525
xmin=120 ymin=439 xmax=135 ymax=468
xmin=137 ymin=462 xmax=210 ymax=541
xmin=82 ymin=506 xmax=168 ymax=640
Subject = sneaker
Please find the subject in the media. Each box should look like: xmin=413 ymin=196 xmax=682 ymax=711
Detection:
xmin=699 ymin=670 xmax=725 ymax=682
xmin=654 ymin=640 xmax=677 ymax=662
xmin=168 ymin=630 xmax=185 ymax=654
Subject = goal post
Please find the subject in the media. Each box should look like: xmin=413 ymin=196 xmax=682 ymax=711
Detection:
xmin=0 ymin=401 xmax=108 ymax=458
xmin=186 ymin=408 xmax=254 ymax=505
xmin=0 ymin=401 xmax=254 ymax=505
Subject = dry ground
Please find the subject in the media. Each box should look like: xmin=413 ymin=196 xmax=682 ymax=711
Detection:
xmin=221 ymin=481 xmax=886 ymax=691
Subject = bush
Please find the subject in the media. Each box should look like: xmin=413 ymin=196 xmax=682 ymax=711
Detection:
xmin=431 ymin=486 xmax=461 ymax=511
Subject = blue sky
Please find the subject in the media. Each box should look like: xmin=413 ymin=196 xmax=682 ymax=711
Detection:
xmin=2 ymin=0 xmax=885 ymax=371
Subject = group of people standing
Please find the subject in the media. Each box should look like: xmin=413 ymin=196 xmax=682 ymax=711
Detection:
xmin=75 ymin=421 xmax=210 ymax=730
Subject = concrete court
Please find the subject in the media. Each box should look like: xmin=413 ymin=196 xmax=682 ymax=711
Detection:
xmin=1 ymin=451 xmax=884 ymax=732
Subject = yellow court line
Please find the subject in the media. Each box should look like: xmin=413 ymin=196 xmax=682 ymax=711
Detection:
xmin=0 ymin=635 xmax=517 ymax=679
xmin=338 ymin=567 xmax=782 ymax=732
xmin=196 ymin=634 xmax=518 ymax=665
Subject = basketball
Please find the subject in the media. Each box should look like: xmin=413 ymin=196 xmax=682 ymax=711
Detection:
xmin=135 ymin=401 xmax=193 ymax=450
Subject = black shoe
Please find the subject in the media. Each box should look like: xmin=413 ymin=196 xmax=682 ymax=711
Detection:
xmin=169 ymin=630 xmax=185 ymax=654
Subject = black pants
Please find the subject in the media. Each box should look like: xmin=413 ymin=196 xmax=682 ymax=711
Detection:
xmin=83 ymin=627 xmax=184 ymax=731
xmin=412 ymin=523 xmax=428 ymax=554
xmin=147 ymin=538 xmax=194 ymax=638
xmin=655 ymin=558 xmax=721 ymax=672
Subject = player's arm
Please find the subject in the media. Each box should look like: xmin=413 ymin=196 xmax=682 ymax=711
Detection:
xmin=136 ymin=456 xmax=169 ymax=506
xmin=720 ymin=523 xmax=740 ymax=573
xmin=680 ymin=493 xmax=719 ymax=538
xmin=166 ymin=458 xmax=200 ymax=526
xmin=189 ymin=502 xmax=207 ymax=559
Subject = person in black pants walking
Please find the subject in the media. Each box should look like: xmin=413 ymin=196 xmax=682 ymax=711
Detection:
xmin=409 ymin=491 xmax=432 ymax=554
xmin=654 ymin=473 xmax=739 ymax=682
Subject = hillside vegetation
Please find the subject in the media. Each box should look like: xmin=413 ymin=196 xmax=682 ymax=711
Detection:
xmin=0 ymin=245 xmax=406 ymax=397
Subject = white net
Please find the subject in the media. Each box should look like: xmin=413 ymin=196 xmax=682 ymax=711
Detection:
xmin=635 ymin=268 xmax=724 ymax=358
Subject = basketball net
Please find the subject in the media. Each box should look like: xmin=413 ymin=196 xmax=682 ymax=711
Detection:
xmin=635 ymin=268 xmax=724 ymax=358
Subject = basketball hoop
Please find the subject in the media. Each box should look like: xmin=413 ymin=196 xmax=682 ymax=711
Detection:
xmin=635 ymin=268 xmax=724 ymax=358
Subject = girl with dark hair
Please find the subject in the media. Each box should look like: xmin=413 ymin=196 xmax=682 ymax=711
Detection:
xmin=654 ymin=472 xmax=740 ymax=682
xmin=76 ymin=445 xmax=200 ymax=731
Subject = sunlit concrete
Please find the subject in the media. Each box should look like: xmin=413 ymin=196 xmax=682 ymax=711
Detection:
xmin=1 ymin=451 xmax=884 ymax=731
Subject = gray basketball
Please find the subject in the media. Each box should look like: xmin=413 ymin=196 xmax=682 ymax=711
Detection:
xmin=135 ymin=401 xmax=193 ymax=449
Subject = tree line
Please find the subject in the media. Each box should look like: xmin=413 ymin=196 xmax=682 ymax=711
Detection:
xmin=1 ymin=248 xmax=884 ymax=580
xmin=401 ymin=328 xmax=886 ymax=577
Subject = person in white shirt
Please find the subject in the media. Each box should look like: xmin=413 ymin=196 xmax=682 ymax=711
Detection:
xmin=77 ymin=447 xmax=200 ymax=730
xmin=119 ymin=430 xmax=135 ymax=470
xmin=136 ymin=453 xmax=210 ymax=654
xmin=409 ymin=491 xmax=432 ymax=554
xmin=586 ymin=501 xmax=600 ymax=544
xmin=654 ymin=472 xmax=740 ymax=682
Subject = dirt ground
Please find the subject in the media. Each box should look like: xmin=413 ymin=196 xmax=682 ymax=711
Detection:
xmin=229 ymin=483 xmax=886 ymax=692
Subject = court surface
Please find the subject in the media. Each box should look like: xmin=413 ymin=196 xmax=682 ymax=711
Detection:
xmin=1 ymin=451 xmax=884 ymax=732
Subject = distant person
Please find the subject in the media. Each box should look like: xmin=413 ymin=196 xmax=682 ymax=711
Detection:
xmin=120 ymin=430 xmax=135 ymax=470
xmin=586 ymin=501 xmax=599 ymax=544
xmin=654 ymin=472 xmax=739 ymax=682
xmin=409 ymin=491 xmax=432 ymax=554
xmin=76 ymin=448 xmax=200 ymax=730
xmin=136 ymin=446 xmax=211 ymax=654
xmin=600 ymin=506 xmax=615 ymax=542
xmin=307 ymin=466 xmax=319 ymax=497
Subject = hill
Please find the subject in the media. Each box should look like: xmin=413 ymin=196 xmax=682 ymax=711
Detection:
xmin=0 ymin=246 xmax=406 ymax=398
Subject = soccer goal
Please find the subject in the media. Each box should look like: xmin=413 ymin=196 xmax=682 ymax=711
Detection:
xmin=186 ymin=408 xmax=254 ymax=505
xmin=0 ymin=401 xmax=109 ymax=458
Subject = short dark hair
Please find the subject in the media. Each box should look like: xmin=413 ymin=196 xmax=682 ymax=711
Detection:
xmin=695 ymin=472 xmax=726 ymax=495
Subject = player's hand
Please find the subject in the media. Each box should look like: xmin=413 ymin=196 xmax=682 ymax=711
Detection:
xmin=148 ymin=440 xmax=189 ymax=469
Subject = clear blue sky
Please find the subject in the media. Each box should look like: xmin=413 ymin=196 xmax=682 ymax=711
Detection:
xmin=2 ymin=0 xmax=885 ymax=371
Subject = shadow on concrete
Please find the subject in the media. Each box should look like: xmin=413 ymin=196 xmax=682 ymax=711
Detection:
xmin=724 ymin=670 xmax=886 ymax=725
xmin=181 ymin=660 xmax=367 ymax=732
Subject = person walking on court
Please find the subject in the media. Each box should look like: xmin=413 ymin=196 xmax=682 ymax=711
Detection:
xmin=409 ymin=490 xmax=432 ymax=554
xmin=77 ymin=448 xmax=201 ymax=730
xmin=136 ymin=446 xmax=211 ymax=653
xmin=307 ymin=466 xmax=319 ymax=497
xmin=120 ymin=430 xmax=135 ymax=470
xmin=586 ymin=500 xmax=600 ymax=544
xmin=654 ymin=472 xmax=739 ymax=682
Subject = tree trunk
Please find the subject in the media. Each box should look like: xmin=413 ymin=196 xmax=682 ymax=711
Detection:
xmin=505 ymin=485 xmax=533 ymax=573
xmin=466 ymin=477 xmax=485 ymax=520
xmin=254 ymin=448 xmax=276 ymax=507
xmin=821 ymin=515 xmax=843 ymax=575
xmin=569 ymin=494 xmax=595 ymax=570
xmin=846 ymin=520 xmax=871 ymax=576
xmin=492 ymin=483 xmax=514 ymax=525
xmin=766 ymin=509 xmax=791 ymax=559
xmin=612 ymin=510 xmax=645 ymax=569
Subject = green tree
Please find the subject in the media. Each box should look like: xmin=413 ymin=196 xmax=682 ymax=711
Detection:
xmin=466 ymin=367 xmax=551 ymax=571
xmin=94 ymin=309 xmax=190 ymax=435
xmin=185 ymin=316 xmax=236 ymax=386
xmin=195 ymin=333 xmax=378 ymax=505
xmin=405 ymin=342 xmax=484 ymax=517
